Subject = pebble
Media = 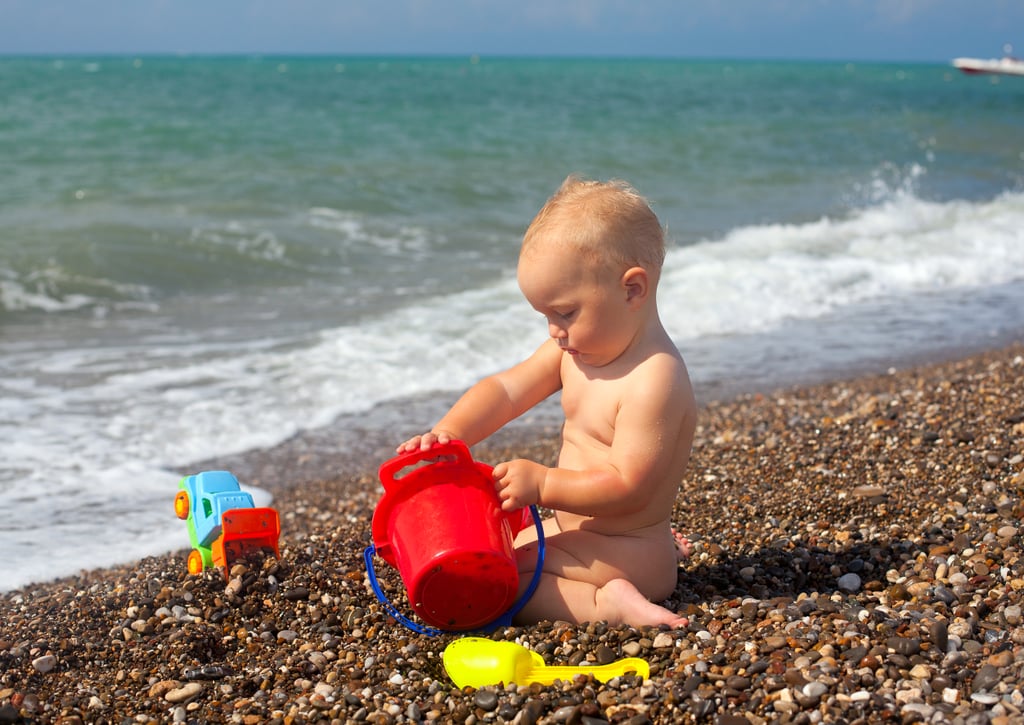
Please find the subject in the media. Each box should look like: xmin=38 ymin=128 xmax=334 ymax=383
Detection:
xmin=837 ymin=572 xmax=861 ymax=592
xmin=473 ymin=690 xmax=498 ymax=711
xmin=929 ymin=620 xmax=949 ymax=651
xmin=909 ymin=664 xmax=932 ymax=679
xmin=971 ymin=664 xmax=1001 ymax=693
xmin=1004 ymin=605 xmax=1022 ymax=625
xmin=997 ymin=525 xmax=1018 ymax=539
xmin=164 ymin=682 xmax=203 ymax=703
xmin=651 ymin=632 xmax=674 ymax=649
xmin=31 ymin=655 xmax=57 ymax=674
xmin=0 ymin=345 xmax=1023 ymax=724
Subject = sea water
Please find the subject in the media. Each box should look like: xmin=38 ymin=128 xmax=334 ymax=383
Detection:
xmin=2 ymin=56 xmax=1023 ymax=591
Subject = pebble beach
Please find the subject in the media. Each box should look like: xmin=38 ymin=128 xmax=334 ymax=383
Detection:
xmin=2 ymin=342 xmax=1023 ymax=725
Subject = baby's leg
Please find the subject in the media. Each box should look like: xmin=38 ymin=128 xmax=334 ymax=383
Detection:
xmin=513 ymin=524 xmax=687 ymax=628
xmin=512 ymin=572 xmax=688 ymax=628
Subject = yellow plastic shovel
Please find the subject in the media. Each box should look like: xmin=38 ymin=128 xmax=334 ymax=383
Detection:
xmin=442 ymin=636 xmax=649 ymax=688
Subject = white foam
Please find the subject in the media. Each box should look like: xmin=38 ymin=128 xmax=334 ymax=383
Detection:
xmin=660 ymin=191 xmax=1024 ymax=340
xmin=305 ymin=206 xmax=435 ymax=257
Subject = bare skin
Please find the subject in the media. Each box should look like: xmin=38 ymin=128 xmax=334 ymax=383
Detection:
xmin=674 ymin=530 xmax=693 ymax=561
xmin=399 ymin=186 xmax=697 ymax=628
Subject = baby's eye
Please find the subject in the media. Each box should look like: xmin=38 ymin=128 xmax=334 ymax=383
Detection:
xmin=540 ymin=308 xmax=576 ymax=324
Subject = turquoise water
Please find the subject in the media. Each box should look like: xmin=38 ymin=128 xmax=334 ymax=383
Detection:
xmin=2 ymin=56 xmax=1023 ymax=589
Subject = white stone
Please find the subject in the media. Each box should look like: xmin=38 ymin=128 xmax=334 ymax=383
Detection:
xmin=31 ymin=655 xmax=57 ymax=673
xmin=165 ymin=682 xmax=203 ymax=703
xmin=314 ymin=682 xmax=335 ymax=697
xmin=803 ymin=681 xmax=828 ymax=698
xmin=652 ymin=632 xmax=675 ymax=648
xmin=901 ymin=703 xmax=934 ymax=718
xmin=1004 ymin=605 xmax=1022 ymax=625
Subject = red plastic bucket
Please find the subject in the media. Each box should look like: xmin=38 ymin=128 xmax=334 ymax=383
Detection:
xmin=369 ymin=440 xmax=527 ymax=631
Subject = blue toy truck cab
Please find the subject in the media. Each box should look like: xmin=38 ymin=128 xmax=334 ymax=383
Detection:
xmin=174 ymin=470 xmax=280 ymax=576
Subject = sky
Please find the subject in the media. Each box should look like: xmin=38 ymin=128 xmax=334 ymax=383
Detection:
xmin=0 ymin=0 xmax=1021 ymax=62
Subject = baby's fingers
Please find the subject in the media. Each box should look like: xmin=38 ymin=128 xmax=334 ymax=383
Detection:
xmin=396 ymin=436 xmax=422 ymax=453
xmin=396 ymin=431 xmax=441 ymax=453
xmin=498 ymin=495 xmax=524 ymax=513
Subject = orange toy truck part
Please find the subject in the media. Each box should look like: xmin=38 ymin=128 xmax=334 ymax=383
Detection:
xmin=212 ymin=507 xmax=281 ymax=571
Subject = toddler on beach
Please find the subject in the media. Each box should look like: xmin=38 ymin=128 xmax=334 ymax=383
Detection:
xmin=399 ymin=176 xmax=696 ymax=627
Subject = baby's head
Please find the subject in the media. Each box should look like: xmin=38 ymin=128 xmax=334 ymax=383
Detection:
xmin=521 ymin=176 xmax=666 ymax=282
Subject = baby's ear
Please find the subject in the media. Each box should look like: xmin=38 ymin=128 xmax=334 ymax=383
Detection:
xmin=621 ymin=266 xmax=649 ymax=304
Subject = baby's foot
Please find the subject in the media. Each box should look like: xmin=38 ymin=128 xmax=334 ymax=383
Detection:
xmin=599 ymin=579 xmax=689 ymax=629
xmin=672 ymin=529 xmax=693 ymax=561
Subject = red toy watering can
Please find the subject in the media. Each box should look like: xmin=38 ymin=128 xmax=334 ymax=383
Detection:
xmin=364 ymin=440 xmax=544 ymax=635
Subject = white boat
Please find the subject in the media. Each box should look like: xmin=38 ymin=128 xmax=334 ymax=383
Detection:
xmin=952 ymin=45 xmax=1024 ymax=77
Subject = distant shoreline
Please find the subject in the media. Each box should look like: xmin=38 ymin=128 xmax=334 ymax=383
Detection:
xmin=0 ymin=54 xmax=957 ymax=66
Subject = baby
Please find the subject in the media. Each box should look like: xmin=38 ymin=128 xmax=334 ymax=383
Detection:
xmin=399 ymin=176 xmax=696 ymax=627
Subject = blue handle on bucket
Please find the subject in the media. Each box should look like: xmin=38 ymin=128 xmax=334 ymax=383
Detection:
xmin=364 ymin=504 xmax=546 ymax=636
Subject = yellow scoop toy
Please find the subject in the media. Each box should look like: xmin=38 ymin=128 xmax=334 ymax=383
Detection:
xmin=442 ymin=637 xmax=649 ymax=688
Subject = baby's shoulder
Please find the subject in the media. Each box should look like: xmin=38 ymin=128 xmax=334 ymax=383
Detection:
xmin=626 ymin=346 xmax=694 ymax=404
xmin=635 ymin=342 xmax=689 ymax=380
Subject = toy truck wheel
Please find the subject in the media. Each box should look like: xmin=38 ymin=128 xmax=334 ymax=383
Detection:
xmin=174 ymin=491 xmax=190 ymax=520
xmin=187 ymin=549 xmax=204 ymax=575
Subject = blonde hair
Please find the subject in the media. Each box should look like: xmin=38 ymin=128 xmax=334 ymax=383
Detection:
xmin=522 ymin=176 xmax=666 ymax=276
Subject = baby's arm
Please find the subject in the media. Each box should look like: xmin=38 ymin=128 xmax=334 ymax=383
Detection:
xmin=495 ymin=355 xmax=694 ymax=514
xmin=397 ymin=340 xmax=563 ymax=453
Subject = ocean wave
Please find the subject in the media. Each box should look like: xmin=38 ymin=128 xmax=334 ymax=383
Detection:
xmin=661 ymin=190 xmax=1024 ymax=340
xmin=0 ymin=208 xmax=451 ymax=315
xmin=0 ymin=264 xmax=156 ymax=314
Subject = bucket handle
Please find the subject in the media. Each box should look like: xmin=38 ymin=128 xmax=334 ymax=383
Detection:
xmin=378 ymin=439 xmax=476 ymax=491
xmin=364 ymin=504 xmax=546 ymax=636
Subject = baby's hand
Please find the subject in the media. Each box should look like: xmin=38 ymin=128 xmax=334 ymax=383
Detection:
xmin=492 ymin=459 xmax=545 ymax=512
xmin=396 ymin=430 xmax=454 ymax=453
